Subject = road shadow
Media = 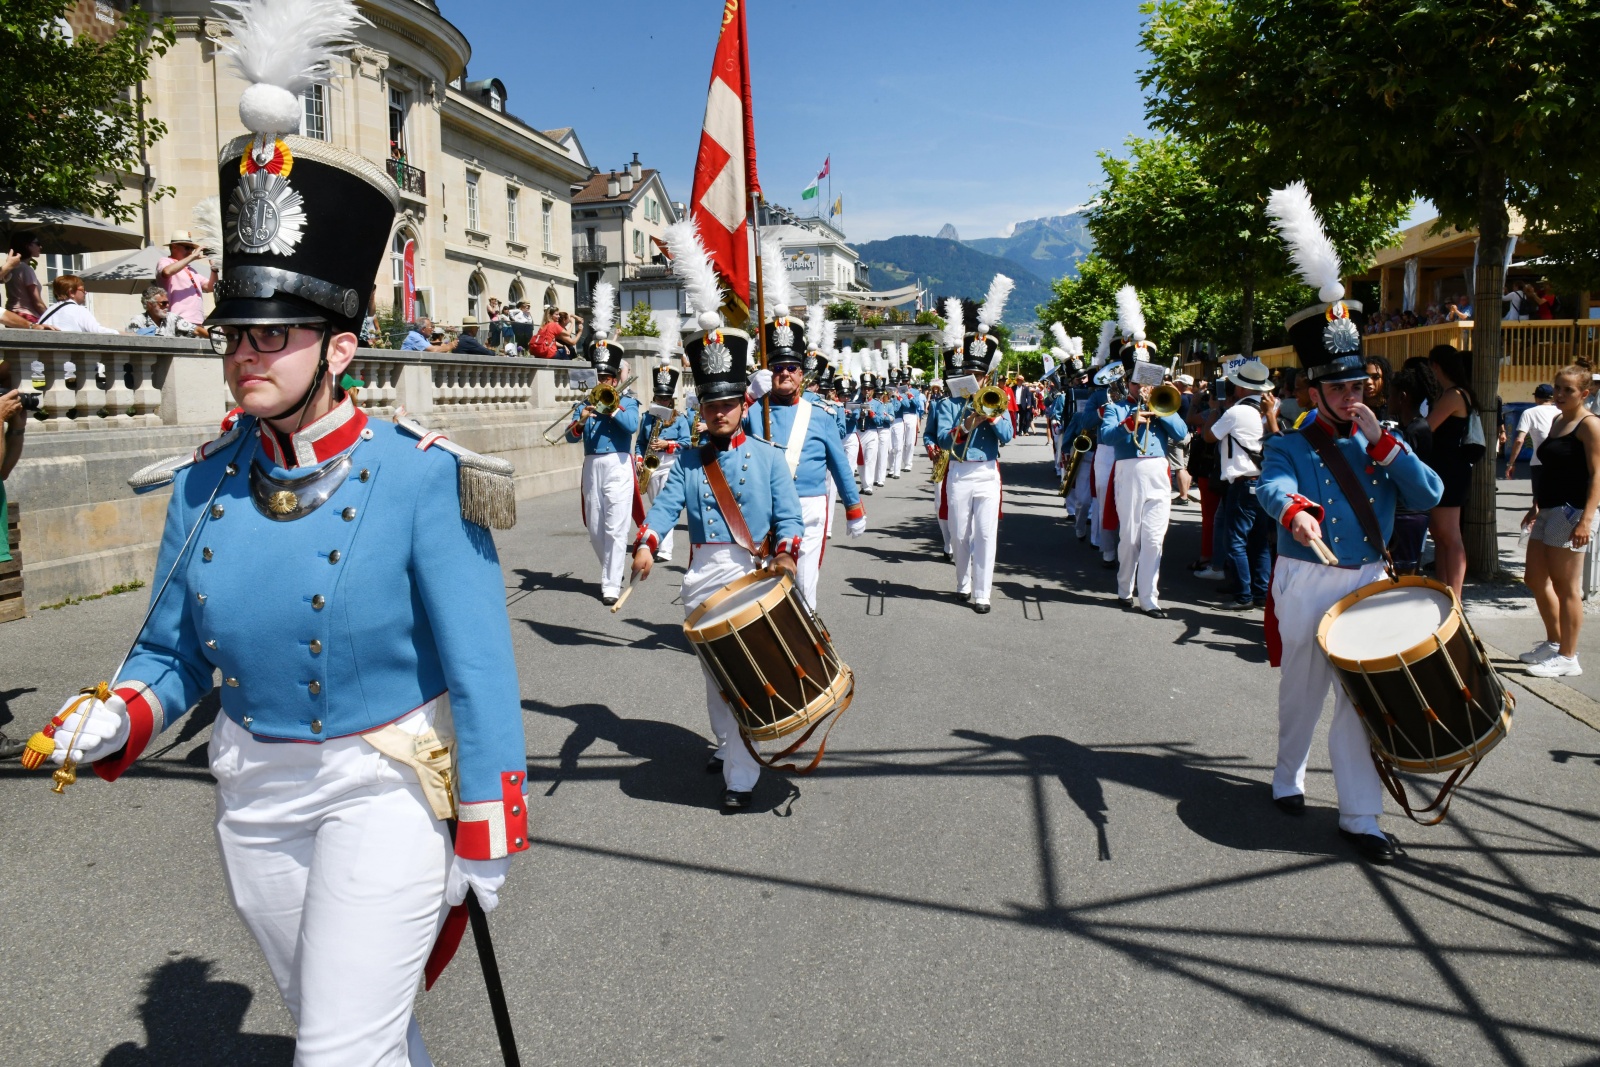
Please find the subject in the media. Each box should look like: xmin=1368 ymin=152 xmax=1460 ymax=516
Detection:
xmin=0 ymin=684 xmax=34 ymax=731
xmin=100 ymin=957 xmax=293 ymax=1066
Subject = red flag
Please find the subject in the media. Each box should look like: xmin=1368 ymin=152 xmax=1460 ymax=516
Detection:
xmin=690 ymin=0 xmax=759 ymax=304
xmin=817 ymin=155 xmax=830 ymax=180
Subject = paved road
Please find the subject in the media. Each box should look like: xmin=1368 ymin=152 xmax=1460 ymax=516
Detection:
xmin=2 ymin=432 xmax=1597 ymax=1066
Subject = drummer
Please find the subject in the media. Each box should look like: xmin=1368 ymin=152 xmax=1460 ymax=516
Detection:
xmin=630 ymin=244 xmax=804 ymax=810
xmin=1257 ymin=184 xmax=1444 ymax=865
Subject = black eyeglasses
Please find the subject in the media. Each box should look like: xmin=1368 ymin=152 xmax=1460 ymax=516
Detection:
xmin=210 ymin=324 xmax=318 ymax=356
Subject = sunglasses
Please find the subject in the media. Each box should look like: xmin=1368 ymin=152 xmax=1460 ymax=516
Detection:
xmin=210 ymin=324 xmax=321 ymax=356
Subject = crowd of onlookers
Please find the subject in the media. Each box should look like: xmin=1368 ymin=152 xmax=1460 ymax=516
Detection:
xmin=1362 ymin=282 xmax=1562 ymax=334
xmin=3 ymin=230 xmax=214 ymax=337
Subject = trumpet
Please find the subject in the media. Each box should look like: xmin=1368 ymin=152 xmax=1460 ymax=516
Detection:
xmin=1135 ymin=381 xmax=1183 ymax=451
xmin=971 ymin=384 xmax=1008 ymax=422
xmin=542 ymin=368 xmax=635 ymax=444
xmin=1058 ymin=432 xmax=1093 ymax=496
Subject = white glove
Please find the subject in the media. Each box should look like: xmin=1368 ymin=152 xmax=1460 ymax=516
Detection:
xmin=847 ymin=516 xmax=867 ymax=538
xmin=50 ymin=692 xmax=130 ymax=764
xmin=445 ymin=855 xmax=512 ymax=912
xmin=747 ymin=368 xmax=773 ymax=400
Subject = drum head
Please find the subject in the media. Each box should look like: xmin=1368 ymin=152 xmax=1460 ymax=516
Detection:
xmin=1324 ymin=584 xmax=1454 ymax=663
xmin=695 ymin=574 xmax=785 ymax=628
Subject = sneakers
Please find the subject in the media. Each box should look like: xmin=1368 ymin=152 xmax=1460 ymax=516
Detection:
xmin=1528 ymin=654 xmax=1582 ymax=678
xmin=1194 ymin=566 xmax=1227 ymax=581
xmin=1518 ymin=640 xmax=1559 ymax=664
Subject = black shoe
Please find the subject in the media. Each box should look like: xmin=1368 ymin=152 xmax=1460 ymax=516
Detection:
xmin=723 ymin=789 xmax=754 ymax=810
xmin=943 ymin=551 xmax=953 ymax=562
xmin=1144 ymin=608 xmax=1170 ymax=620
xmin=1187 ymin=559 xmax=1211 ymax=572
xmin=0 ymin=733 xmax=26 ymax=762
xmin=1118 ymin=597 xmax=1135 ymax=610
xmin=1218 ymin=599 xmax=1258 ymax=612
xmin=1273 ymin=793 xmax=1306 ymax=816
xmin=1339 ymin=828 xmax=1398 ymax=865
xmin=1253 ymin=598 xmax=1268 ymax=609
xmin=706 ymin=756 xmax=724 ymax=775
xmin=973 ymin=602 xmax=991 ymax=614
xmin=1101 ymin=559 xmax=1117 ymax=570
xmin=602 ymin=596 xmax=618 ymax=607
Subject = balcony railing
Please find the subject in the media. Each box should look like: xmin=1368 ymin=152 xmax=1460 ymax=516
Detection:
xmin=572 ymin=242 xmax=606 ymax=265
xmin=385 ymin=157 xmax=426 ymax=197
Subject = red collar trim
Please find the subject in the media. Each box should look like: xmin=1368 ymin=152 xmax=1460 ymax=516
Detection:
xmin=723 ymin=431 xmax=747 ymax=450
xmin=257 ymin=399 xmax=367 ymax=468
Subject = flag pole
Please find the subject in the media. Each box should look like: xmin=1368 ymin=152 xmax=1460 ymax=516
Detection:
xmin=750 ymin=190 xmax=772 ymax=441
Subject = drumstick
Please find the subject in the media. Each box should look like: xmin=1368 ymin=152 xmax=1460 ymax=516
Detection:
xmin=610 ymin=574 xmax=638 ymax=614
xmin=1307 ymin=537 xmax=1339 ymax=566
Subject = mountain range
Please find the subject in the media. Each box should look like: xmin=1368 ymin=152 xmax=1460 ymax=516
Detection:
xmin=964 ymin=212 xmax=1095 ymax=281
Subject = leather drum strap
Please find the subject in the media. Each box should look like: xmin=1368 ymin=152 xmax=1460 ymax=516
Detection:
xmin=701 ymin=445 xmax=768 ymax=559
xmin=1300 ymin=418 xmax=1394 ymax=572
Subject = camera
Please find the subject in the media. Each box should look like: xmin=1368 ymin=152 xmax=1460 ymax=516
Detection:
xmin=18 ymin=392 xmax=40 ymax=412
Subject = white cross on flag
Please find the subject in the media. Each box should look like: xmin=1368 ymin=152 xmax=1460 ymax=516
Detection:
xmin=690 ymin=0 xmax=760 ymax=310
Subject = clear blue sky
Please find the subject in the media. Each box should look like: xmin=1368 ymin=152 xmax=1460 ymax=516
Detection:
xmin=439 ymin=0 xmax=1154 ymax=243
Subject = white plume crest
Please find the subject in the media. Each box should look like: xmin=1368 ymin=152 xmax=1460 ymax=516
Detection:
xmin=819 ymin=318 xmax=838 ymax=358
xmin=1069 ymin=336 xmax=1084 ymax=358
xmin=652 ymin=308 xmax=682 ymax=355
xmin=1115 ymin=285 xmax=1146 ymax=343
xmin=663 ymin=218 xmax=725 ymax=330
xmin=941 ymin=297 xmax=965 ymax=350
xmin=805 ymin=304 xmax=826 ymax=351
xmin=840 ymin=346 xmax=856 ymax=377
xmin=1049 ymin=322 xmax=1071 ymax=350
xmin=216 ymin=0 xmax=365 ymax=136
xmin=899 ymin=341 xmax=910 ymax=366
xmin=1095 ymin=320 xmax=1117 ymax=362
xmin=977 ymin=274 xmax=1014 ymax=331
xmin=1266 ymin=181 xmax=1345 ymax=304
xmin=589 ymin=282 xmax=616 ymax=339
xmin=758 ymin=237 xmax=798 ymax=320
xmin=191 ymin=196 xmax=223 ymax=257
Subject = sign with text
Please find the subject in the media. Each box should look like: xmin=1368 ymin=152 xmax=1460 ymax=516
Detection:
xmin=1130 ymin=360 xmax=1166 ymax=387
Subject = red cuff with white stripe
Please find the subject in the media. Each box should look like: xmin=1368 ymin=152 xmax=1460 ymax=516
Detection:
xmin=634 ymin=526 xmax=660 ymax=555
xmin=845 ymin=502 xmax=865 ymax=522
xmin=1279 ymin=494 xmax=1324 ymax=530
xmin=774 ymin=537 xmax=801 ymax=559
xmin=565 ymin=421 xmax=583 ymax=440
xmin=1122 ymin=414 xmax=1138 ymax=432
xmin=93 ymin=683 xmax=161 ymax=783
xmin=1366 ymin=430 xmax=1401 ymax=466
xmin=455 ymin=771 xmax=530 ymax=860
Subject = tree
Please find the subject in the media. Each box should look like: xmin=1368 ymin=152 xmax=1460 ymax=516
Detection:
xmin=1143 ymin=0 xmax=1600 ymax=576
xmin=1087 ymin=133 xmax=1404 ymax=358
xmin=619 ymin=301 xmax=660 ymax=337
xmin=1035 ymin=254 xmax=1199 ymax=356
xmin=1 ymin=0 xmax=175 ymax=222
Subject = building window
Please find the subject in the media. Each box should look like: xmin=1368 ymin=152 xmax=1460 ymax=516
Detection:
xmin=387 ymin=88 xmax=408 ymax=156
xmin=505 ymin=186 xmax=518 ymax=242
xmin=467 ymin=273 xmax=485 ymax=320
xmin=390 ymin=229 xmax=413 ymax=312
xmin=301 ymin=84 xmax=328 ymax=141
xmin=465 ymin=171 xmax=479 ymax=231
xmin=508 ymin=279 xmax=525 ymax=306
xmin=632 ymin=229 xmax=644 ymax=260
xmin=42 ymin=253 xmax=86 ymax=288
xmin=541 ymin=200 xmax=553 ymax=252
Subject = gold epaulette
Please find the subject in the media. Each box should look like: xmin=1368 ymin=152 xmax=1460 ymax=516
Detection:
xmin=394 ymin=415 xmax=517 ymax=529
xmin=126 ymin=422 xmax=246 ymax=491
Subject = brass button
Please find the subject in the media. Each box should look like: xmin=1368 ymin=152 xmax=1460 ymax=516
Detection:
xmin=202 ymin=547 xmax=213 ymax=561
xmin=225 ymin=677 xmax=239 ymax=687
xmin=211 ymin=504 xmax=225 ymax=519
xmin=359 ymin=469 xmax=370 ymax=482
xmin=205 ymin=639 xmax=217 ymax=649
xmin=342 ymin=507 xmax=356 ymax=521
xmin=327 ymin=550 xmax=341 ymax=564
xmin=308 ymin=680 xmax=321 ymax=695
xmin=196 ymin=592 xmax=206 ymax=603
xmin=242 ymin=715 xmax=253 ymax=727
xmin=309 ymin=639 xmax=322 ymax=655
xmin=310 ymin=719 xmax=323 ymax=733
xmin=1330 ymin=518 xmax=1338 ymax=524
xmin=312 ymin=595 xmax=325 ymax=610
xmin=225 ymin=463 xmax=238 ymax=476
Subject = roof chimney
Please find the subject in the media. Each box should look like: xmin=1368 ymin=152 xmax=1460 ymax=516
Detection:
xmin=618 ymin=168 xmax=634 ymax=194
xmin=605 ymin=171 xmax=620 ymax=198
xmin=629 ymin=152 xmax=642 ymax=182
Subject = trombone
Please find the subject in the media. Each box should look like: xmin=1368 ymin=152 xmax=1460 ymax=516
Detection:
xmin=1134 ymin=381 xmax=1183 ymax=452
xmin=956 ymin=384 xmax=1008 ymax=462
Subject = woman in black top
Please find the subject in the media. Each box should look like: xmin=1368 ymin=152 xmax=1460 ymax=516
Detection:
xmin=1386 ymin=364 xmax=1435 ymax=575
xmin=1426 ymin=344 xmax=1476 ymax=596
xmin=1521 ymin=365 xmax=1600 ymax=677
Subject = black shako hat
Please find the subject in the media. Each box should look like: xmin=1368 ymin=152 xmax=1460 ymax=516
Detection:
xmin=587 ymin=336 xmax=626 ymax=378
xmin=1287 ymin=299 xmax=1368 ymax=384
xmin=814 ymin=361 xmax=836 ymax=394
xmin=801 ymin=349 xmax=823 ymax=381
xmin=764 ymin=315 xmax=806 ymax=365
xmin=210 ymin=135 xmax=398 ymax=335
xmin=651 ymin=362 xmax=680 ymax=399
xmin=961 ymin=331 xmax=999 ymax=375
xmin=684 ymin=327 xmax=753 ymax=402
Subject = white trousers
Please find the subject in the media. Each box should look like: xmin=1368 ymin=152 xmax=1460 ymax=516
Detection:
xmin=900 ymin=414 xmax=919 ymax=469
xmin=825 ymin=473 xmax=839 ymax=540
xmin=683 ymin=544 xmax=764 ymax=792
xmin=844 ymin=432 xmax=862 ymax=482
xmin=947 ymin=459 xmax=1001 ymax=603
xmin=1273 ymin=555 xmax=1388 ymax=834
xmin=1065 ymin=450 xmax=1093 ymax=536
xmin=889 ymin=419 xmax=906 ymax=472
xmin=1114 ymin=456 xmax=1171 ymax=611
xmin=860 ymin=429 xmax=882 ymax=488
xmin=1092 ymin=447 xmax=1118 ymax=559
xmin=211 ymin=710 xmax=450 ymax=1067
xmin=796 ymin=494 xmax=830 ymax=610
xmin=643 ymin=457 xmax=677 ymax=560
xmin=582 ymin=453 xmax=635 ymax=597
xmin=874 ymin=427 xmax=893 ymax=484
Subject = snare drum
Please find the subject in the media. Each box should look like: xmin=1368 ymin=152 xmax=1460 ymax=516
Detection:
xmin=1317 ymin=575 xmax=1513 ymax=822
xmin=683 ymin=569 xmax=853 ymax=752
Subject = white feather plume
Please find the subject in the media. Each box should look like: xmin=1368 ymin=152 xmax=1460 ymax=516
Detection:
xmin=758 ymin=237 xmax=798 ymax=321
xmin=819 ymin=318 xmax=838 ymax=357
xmin=941 ymin=297 xmax=965 ymax=349
xmin=1049 ymin=322 xmax=1071 ymax=351
xmin=652 ymin=308 xmax=682 ymax=355
xmin=977 ymin=274 xmax=1014 ymax=330
xmin=1266 ymin=181 xmax=1345 ymax=304
xmin=590 ymin=282 xmax=616 ymax=339
xmin=191 ymin=196 xmax=223 ymax=258
xmin=1094 ymin=320 xmax=1117 ymax=363
xmin=216 ymin=0 xmax=364 ymax=136
xmin=899 ymin=341 xmax=910 ymax=366
xmin=805 ymin=304 xmax=826 ymax=351
xmin=840 ymin=346 xmax=856 ymax=377
xmin=663 ymin=218 xmax=725 ymax=330
xmin=1115 ymin=285 xmax=1146 ymax=343
xmin=1068 ymin=336 xmax=1084 ymax=358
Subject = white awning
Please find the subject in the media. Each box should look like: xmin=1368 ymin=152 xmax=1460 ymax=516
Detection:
xmin=841 ymin=283 xmax=923 ymax=309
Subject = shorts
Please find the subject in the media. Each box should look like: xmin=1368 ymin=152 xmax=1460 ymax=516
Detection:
xmin=1167 ymin=438 xmax=1191 ymax=472
xmin=1531 ymin=505 xmax=1598 ymax=552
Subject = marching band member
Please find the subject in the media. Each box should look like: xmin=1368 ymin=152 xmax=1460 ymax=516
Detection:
xmin=925 ymin=297 xmax=967 ymax=560
xmin=636 ymin=346 xmax=693 ymax=563
xmin=39 ymin=5 xmax=528 ymax=1058
xmin=887 ymin=362 xmax=908 ymax=477
xmin=633 ymin=218 xmax=804 ymax=809
xmin=901 ymin=351 xmax=924 ymax=473
xmin=1059 ymin=354 xmax=1094 ymax=540
xmin=565 ymin=281 xmax=641 ymax=606
xmin=1087 ymin=320 xmax=1121 ymax=567
xmin=1257 ymin=184 xmax=1443 ymax=864
xmin=1103 ymin=287 xmax=1187 ymax=618
xmin=859 ymin=372 xmax=891 ymax=494
xmin=938 ymin=275 xmax=1015 ymax=614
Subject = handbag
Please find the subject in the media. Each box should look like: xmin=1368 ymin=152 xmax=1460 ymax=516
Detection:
xmin=1461 ymin=394 xmax=1487 ymax=464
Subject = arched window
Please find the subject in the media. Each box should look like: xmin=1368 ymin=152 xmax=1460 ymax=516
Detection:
xmin=467 ymin=272 xmax=486 ymax=320
xmin=390 ymin=227 xmax=415 ymax=315
xmin=543 ymin=286 xmax=559 ymax=313
xmin=507 ymin=279 xmax=525 ymax=306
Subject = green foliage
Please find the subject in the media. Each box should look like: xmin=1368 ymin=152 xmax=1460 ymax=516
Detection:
xmin=1 ymin=0 xmax=176 ymax=221
xmin=1035 ymin=254 xmax=1198 ymax=355
xmin=907 ymin=337 xmax=940 ymax=377
xmin=1190 ymin=283 xmax=1313 ymax=354
xmin=826 ymin=301 xmax=859 ymax=322
xmin=883 ymin=306 xmax=910 ymax=324
xmin=861 ymin=314 xmax=884 ymax=328
xmin=915 ymin=310 xmax=942 ymax=327
xmin=620 ymin=301 xmax=660 ymax=337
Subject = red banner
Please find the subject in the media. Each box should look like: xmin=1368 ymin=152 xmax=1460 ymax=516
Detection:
xmin=690 ymin=0 xmax=759 ymax=306
xmin=402 ymin=238 xmax=416 ymax=322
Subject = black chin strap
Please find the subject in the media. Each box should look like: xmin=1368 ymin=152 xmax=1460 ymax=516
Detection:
xmin=264 ymin=328 xmax=333 ymax=426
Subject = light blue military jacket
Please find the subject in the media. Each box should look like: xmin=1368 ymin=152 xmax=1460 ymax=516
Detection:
xmin=912 ymin=389 xmax=928 ymax=417
xmin=640 ymin=432 xmax=805 ymax=553
xmin=1099 ymin=399 xmax=1188 ymax=460
xmin=859 ymin=398 xmax=894 ymax=430
xmin=1258 ymin=411 xmax=1444 ymax=567
xmin=567 ymin=394 xmax=641 ymax=454
xmin=937 ymin=398 xmax=1015 ymax=461
xmin=743 ymin=398 xmax=863 ymax=507
xmin=636 ymin=409 xmax=693 ymax=457
xmin=924 ymin=395 xmax=957 ymax=449
xmin=1046 ymin=392 xmax=1067 ymax=424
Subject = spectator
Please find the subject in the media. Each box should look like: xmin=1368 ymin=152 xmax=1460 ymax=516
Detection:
xmin=485 ymin=297 xmax=504 ymax=346
xmin=452 ymin=316 xmax=494 ymax=355
xmin=0 ymin=359 xmax=24 ymax=759
xmin=157 ymin=231 xmax=215 ymax=325
xmin=401 ymin=317 xmax=450 ymax=352
xmin=1203 ymin=361 xmax=1279 ymax=609
xmin=1424 ymin=344 xmax=1478 ymax=597
xmin=5 ymin=234 xmax=45 ymax=321
xmin=1519 ymin=364 xmax=1600 ymax=678
xmin=1446 ymin=295 xmax=1471 ymax=321
xmin=1533 ymin=284 xmax=1556 ymax=320
xmin=127 ymin=284 xmax=204 ymax=337
xmin=1387 ymin=362 xmax=1437 ymax=575
xmin=508 ymin=300 xmax=533 ymax=325
xmin=1 ymin=309 xmax=55 ymax=330
xmin=530 ymin=308 xmax=576 ymax=358
xmin=1186 ymin=380 xmax=1225 ymax=579
xmin=1503 ymin=283 xmax=1526 ymax=321
xmin=1364 ymin=356 xmax=1391 ymax=421
xmin=1506 ymin=383 xmax=1559 ymax=494
xmin=36 ymin=275 xmax=118 ymax=333
xmin=1169 ymin=373 xmax=1194 ymax=504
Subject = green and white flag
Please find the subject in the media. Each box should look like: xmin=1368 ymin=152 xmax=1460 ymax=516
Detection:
xmin=801 ymin=178 xmax=819 ymax=200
